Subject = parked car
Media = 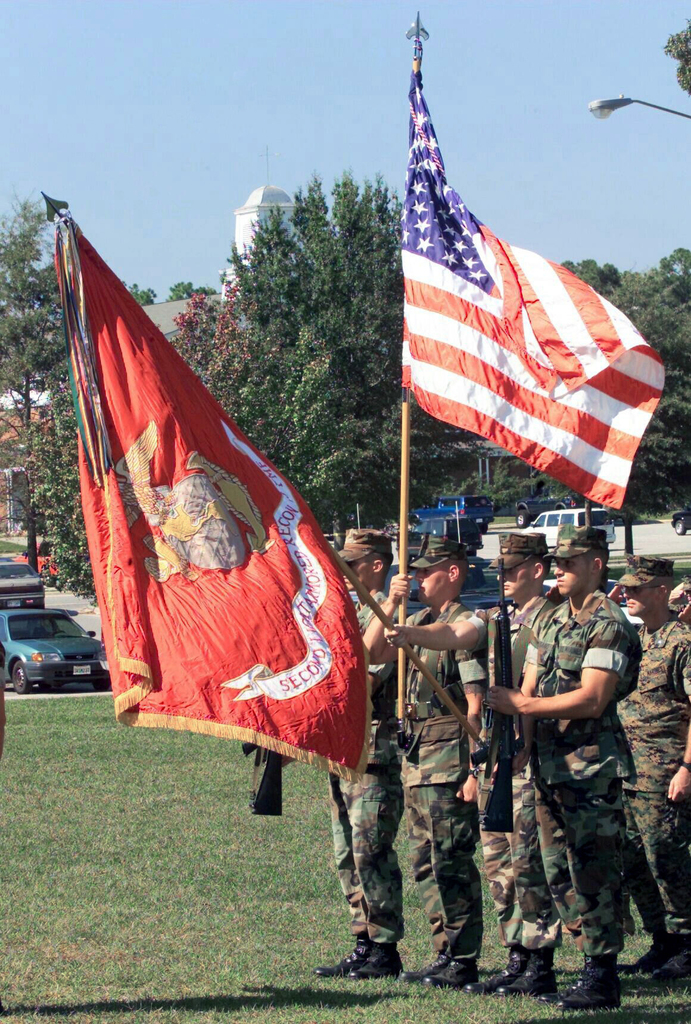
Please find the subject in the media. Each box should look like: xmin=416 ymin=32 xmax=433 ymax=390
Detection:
xmin=672 ymin=508 xmax=691 ymax=536
xmin=409 ymin=514 xmax=483 ymax=556
xmin=543 ymin=578 xmax=641 ymax=625
xmin=0 ymin=563 xmax=45 ymax=609
xmin=432 ymin=495 xmax=494 ymax=533
xmin=13 ymin=552 xmax=59 ymax=577
xmin=460 ymin=558 xmax=500 ymax=611
xmin=387 ymin=558 xmax=498 ymax=614
xmin=0 ymin=609 xmax=110 ymax=695
xmin=523 ymin=508 xmax=616 ymax=547
xmin=515 ymin=492 xmax=578 ymax=529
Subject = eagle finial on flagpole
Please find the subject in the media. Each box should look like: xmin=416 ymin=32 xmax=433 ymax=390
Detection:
xmin=406 ymin=11 xmax=429 ymax=71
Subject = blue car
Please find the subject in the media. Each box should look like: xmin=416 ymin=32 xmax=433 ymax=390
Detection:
xmin=0 ymin=609 xmax=110 ymax=695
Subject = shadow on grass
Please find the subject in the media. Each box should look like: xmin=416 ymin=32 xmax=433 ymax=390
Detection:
xmin=535 ymin=992 xmax=691 ymax=1024
xmin=12 ymin=985 xmax=400 ymax=1017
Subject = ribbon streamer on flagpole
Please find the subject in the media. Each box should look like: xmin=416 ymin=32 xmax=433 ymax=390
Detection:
xmin=52 ymin=207 xmax=112 ymax=486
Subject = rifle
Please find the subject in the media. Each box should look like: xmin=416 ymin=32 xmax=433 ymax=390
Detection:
xmin=242 ymin=743 xmax=282 ymax=816
xmin=471 ymin=558 xmax=523 ymax=832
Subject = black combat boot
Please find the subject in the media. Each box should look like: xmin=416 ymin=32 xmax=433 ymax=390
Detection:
xmin=652 ymin=936 xmax=691 ymax=980
xmin=619 ymin=930 xmax=677 ymax=974
xmin=422 ymin=957 xmax=479 ymax=989
xmin=400 ymin=950 xmax=452 ymax=983
xmin=464 ymin=946 xmax=529 ymax=995
xmin=314 ymin=936 xmax=373 ymax=977
xmin=550 ymin=954 xmax=620 ymax=1010
xmin=348 ymin=942 xmax=403 ymax=979
xmin=495 ymin=947 xmax=557 ymax=997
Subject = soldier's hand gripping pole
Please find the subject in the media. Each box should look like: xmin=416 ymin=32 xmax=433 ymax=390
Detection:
xmin=335 ymin=551 xmax=480 ymax=743
xmin=473 ymin=558 xmax=522 ymax=832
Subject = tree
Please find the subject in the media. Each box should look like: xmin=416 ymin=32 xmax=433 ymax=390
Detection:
xmin=174 ymin=173 xmax=473 ymax=531
xmin=0 ymin=199 xmax=63 ymax=568
xmin=565 ymin=252 xmax=691 ymax=551
xmin=124 ymin=282 xmax=157 ymax=305
xmin=33 ymin=376 xmax=95 ymax=598
xmin=168 ymin=281 xmax=216 ymax=301
xmin=665 ymin=20 xmax=691 ymax=96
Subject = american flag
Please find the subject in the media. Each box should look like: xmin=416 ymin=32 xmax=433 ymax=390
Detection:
xmin=402 ymin=69 xmax=664 ymax=509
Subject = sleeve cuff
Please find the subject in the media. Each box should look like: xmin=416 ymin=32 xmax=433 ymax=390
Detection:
xmin=525 ymin=643 xmax=539 ymax=666
xmin=582 ymin=649 xmax=627 ymax=675
xmin=467 ymin=615 xmax=487 ymax=647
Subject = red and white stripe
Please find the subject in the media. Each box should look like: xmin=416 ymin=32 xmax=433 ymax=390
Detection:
xmin=402 ymin=228 xmax=664 ymax=509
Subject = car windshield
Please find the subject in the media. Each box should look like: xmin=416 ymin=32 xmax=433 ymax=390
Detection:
xmin=0 ymin=564 xmax=39 ymax=579
xmin=576 ymin=510 xmax=608 ymax=526
xmin=8 ymin=614 xmax=87 ymax=641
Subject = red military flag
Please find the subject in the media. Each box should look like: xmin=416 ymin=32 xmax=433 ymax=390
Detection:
xmin=402 ymin=67 xmax=664 ymax=509
xmin=53 ymin=210 xmax=369 ymax=776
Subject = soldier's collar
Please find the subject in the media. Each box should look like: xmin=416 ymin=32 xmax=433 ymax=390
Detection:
xmin=643 ymin=616 xmax=678 ymax=647
xmin=519 ymin=594 xmax=545 ymax=617
xmin=571 ymin=590 xmax=605 ymax=625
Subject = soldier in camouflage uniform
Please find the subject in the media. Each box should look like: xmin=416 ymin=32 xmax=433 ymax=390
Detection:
xmin=487 ymin=526 xmax=641 ymax=1010
xmin=618 ymin=555 xmax=691 ymax=979
xmin=314 ymin=530 xmax=405 ymax=980
xmin=387 ymin=532 xmax=565 ymax=997
xmin=365 ymin=536 xmax=487 ymax=990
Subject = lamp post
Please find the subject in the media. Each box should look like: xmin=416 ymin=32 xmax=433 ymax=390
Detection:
xmin=588 ymin=95 xmax=691 ymax=121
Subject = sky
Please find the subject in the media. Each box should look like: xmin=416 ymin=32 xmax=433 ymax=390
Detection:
xmin=1 ymin=0 xmax=690 ymax=300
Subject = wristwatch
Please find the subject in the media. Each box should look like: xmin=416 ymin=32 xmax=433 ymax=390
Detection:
xmin=681 ymin=762 xmax=691 ymax=773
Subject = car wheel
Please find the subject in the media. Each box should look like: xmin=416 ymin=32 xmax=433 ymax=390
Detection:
xmin=92 ymin=679 xmax=111 ymax=692
xmin=515 ymin=511 xmax=530 ymax=529
xmin=12 ymin=662 xmax=33 ymax=696
xmin=479 ymin=523 xmax=489 ymax=534
xmin=675 ymin=520 xmax=687 ymax=536
xmin=555 ymin=503 xmax=565 ymax=510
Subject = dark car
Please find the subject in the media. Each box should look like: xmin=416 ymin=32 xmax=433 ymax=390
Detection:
xmin=515 ymin=492 xmax=578 ymax=529
xmin=460 ymin=558 xmax=500 ymax=611
xmin=0 ymin=609 xmax=110 ymax=695
xmin=387 ymin=558 xmax=498 ymax=614
xmin=434 ymin=495 xmax=494 ymax=533
xmin=0 ymin=563 xmax=45 ymax=609
xmin=409 ymin=513 xmax=483 ymax=556
xmin=672 ymin=508 xmax=691 ymax=536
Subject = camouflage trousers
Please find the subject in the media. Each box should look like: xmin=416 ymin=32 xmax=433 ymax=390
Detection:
xmin=535 ymin=775 xmax=625 ymax=956
xmin=622 ymin=789 xmax=691 ymax=936
xmin=329 ymin=763 xmax=404 ymax=944
xmin=481 ymin=771 xmax=561 ymax=950
xmin=404 ymin=781 xmax=483 ymax=959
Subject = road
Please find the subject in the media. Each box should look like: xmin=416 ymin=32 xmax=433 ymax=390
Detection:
xmin=479 ymin=521 xmax=691 ymax=564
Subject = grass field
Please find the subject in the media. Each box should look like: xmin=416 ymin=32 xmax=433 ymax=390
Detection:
xmin=3 ymin=698 xmax=691 ymax=1023
xmin=0 ymin=541 xmax=25 ymax=554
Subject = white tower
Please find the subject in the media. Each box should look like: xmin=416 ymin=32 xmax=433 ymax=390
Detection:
xmin=233 ymin=185 xmax=294 ymax=253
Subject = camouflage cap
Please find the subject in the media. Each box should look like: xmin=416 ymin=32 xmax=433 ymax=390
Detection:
xmin=410 ymin=535 xmax=467 ymax=568
xmin=552 ymin=524 xmax=609 ymax=558
xmin=618 ymin=554 xmax=675 ymax=587
xmin=340 ymin=529 xmax=393 ymax=563
xmin=489 ymin=531 xmax=550 ymax=569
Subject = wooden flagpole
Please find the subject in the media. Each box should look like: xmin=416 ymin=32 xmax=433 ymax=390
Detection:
xmin=397 ymin=388 xmax=411 ymax=745
xmin=395 ymin=13 xmax=428 ymax=745
xmin=334 ymin=549 xmax=479 ymax=742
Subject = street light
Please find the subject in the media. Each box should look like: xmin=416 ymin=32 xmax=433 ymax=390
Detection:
xmin=588 ymin=95 xmax=691 ymax=121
